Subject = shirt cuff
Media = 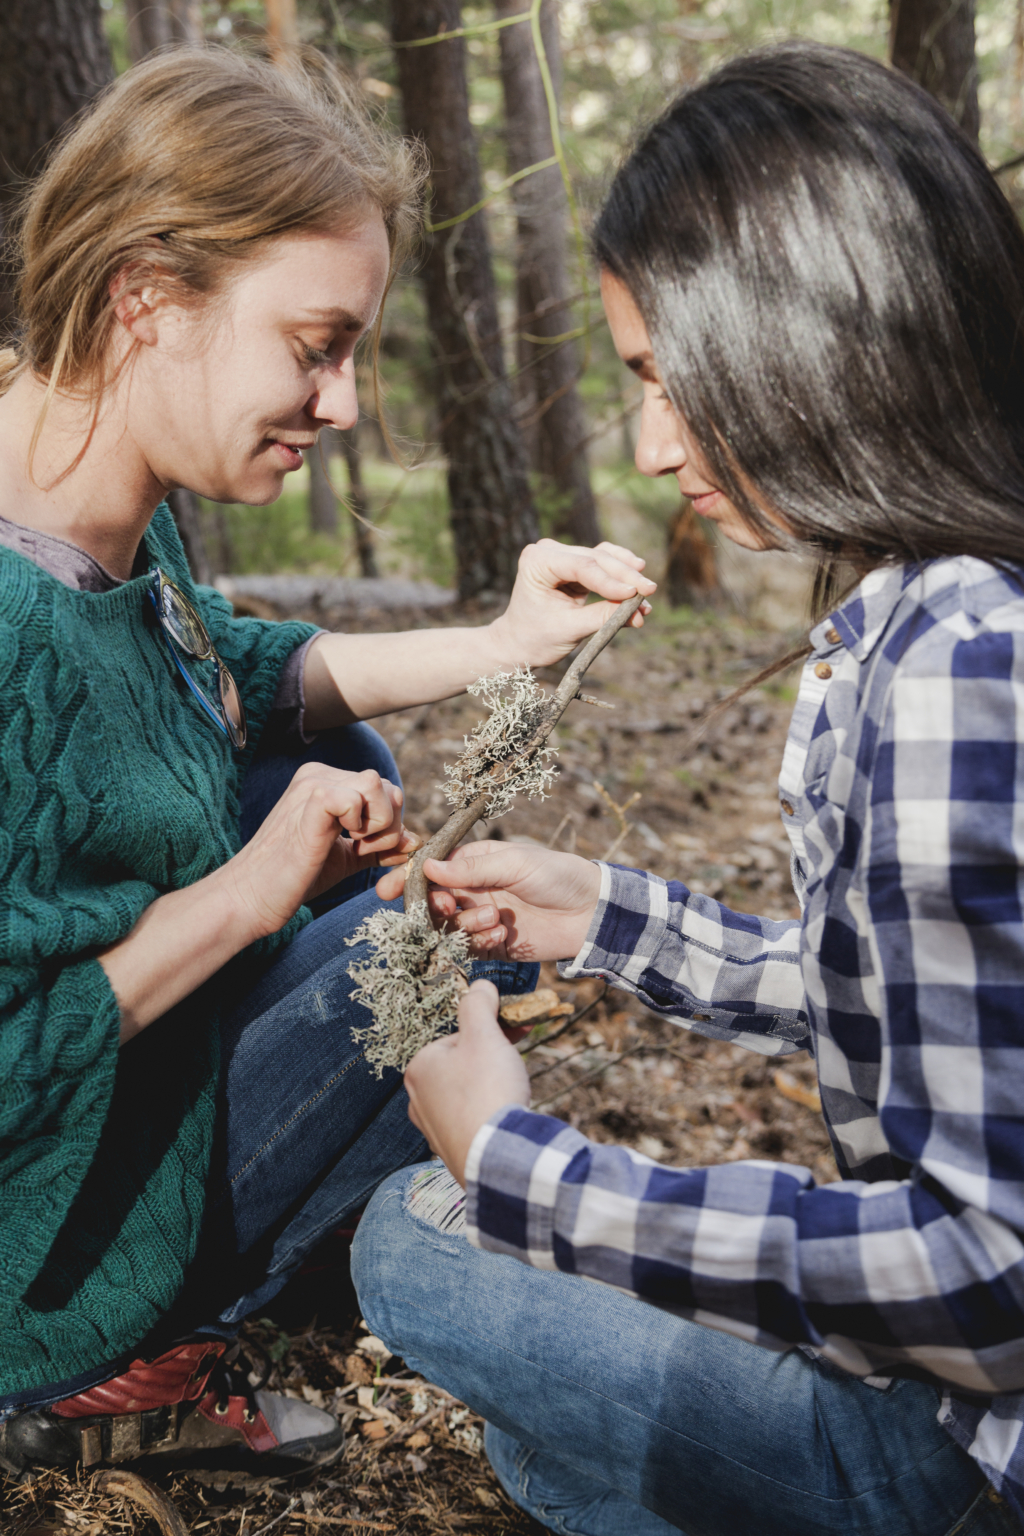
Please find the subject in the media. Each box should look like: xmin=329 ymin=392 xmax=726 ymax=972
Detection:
xmin=272 ymin=632 xmax=327 ymax=743
xmin=464 ymin=1104 xmax=588 ymax=1263
xmin=557 ymin=860 xmax=615 ymax=981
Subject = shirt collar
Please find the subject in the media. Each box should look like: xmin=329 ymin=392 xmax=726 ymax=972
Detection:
xmin=811 ymin=562 xmax=920 ymax=661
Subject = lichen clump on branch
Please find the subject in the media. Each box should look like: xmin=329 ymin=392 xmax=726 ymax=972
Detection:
xmin=442 ymin=666 xmax=558 ymax=819
xmin=345 ymin=902 xmax=471 ymax=1076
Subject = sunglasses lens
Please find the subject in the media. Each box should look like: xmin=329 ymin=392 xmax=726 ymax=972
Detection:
xmin=159 ymin=579 xmax=212 ymax=658
xmin=219 ymin=664 xmax=248 ymax=750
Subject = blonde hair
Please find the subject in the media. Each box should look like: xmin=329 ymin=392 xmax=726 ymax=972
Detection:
xmin=0 ymin=45 xmax=423 ymax=459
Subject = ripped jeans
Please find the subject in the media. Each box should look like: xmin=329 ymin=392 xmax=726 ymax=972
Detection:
xmin=0 ymin=723 xmax=539 ymax=1418
xmin=352 ymin=1163 xmax=1020 ymax=1536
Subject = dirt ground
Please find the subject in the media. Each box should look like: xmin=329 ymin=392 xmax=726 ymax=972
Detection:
xmin=4 ymin=583 xmax=838 ymax=1536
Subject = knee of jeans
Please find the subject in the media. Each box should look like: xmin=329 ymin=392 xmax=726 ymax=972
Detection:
xmin=403 ymin=1162 xmax=468 ymax=1236
xmin=351 ymin=1162 xmax=469 ymax=1325
xmin=351 ymin=1162 xmax=461 ymax=1352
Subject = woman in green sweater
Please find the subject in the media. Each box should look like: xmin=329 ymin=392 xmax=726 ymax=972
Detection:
xmin=0 ymin=48 xmax=653 ymax=1481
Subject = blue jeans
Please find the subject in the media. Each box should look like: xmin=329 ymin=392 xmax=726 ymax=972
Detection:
xmin=1 ymin=724 xmax=539 ymax=1415
xmin=352 ymin=1163 xmax=1020 ymax=1536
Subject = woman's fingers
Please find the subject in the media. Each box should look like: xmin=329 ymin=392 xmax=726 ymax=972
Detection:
xmin=374 ymin=862 xmax=408 ymax=901
xmin=593 ymin=540 xmax=648 ymax=570
xmin=293 ymin=765 xmax=403 ymax=841
xmin=364 ymin=829 xmax=423 ymax=865
xmin=422 ymin=848 xmax=509 ymax=890
xmin=523 ymin=539 xmax=657 ymax=602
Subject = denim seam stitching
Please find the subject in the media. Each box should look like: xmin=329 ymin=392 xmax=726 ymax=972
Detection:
xmin=228 ymin=1052 xmax=366 ymax=1184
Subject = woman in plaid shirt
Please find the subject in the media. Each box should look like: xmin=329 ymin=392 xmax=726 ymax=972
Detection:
xmin=357 ymin=42 xmax=1024 ymax=1536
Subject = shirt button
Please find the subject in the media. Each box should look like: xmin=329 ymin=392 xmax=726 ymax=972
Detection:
xmin=814 ymin=662 xmax=832 ymax=680
xmin=781 ymin=799 xmax=795 ymax=816
xmin=825 ymin=627 xmax=840 ymax=645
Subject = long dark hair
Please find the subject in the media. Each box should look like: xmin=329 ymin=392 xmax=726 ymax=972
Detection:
xmin=593 ymin=42 xmax=1024 ymax=578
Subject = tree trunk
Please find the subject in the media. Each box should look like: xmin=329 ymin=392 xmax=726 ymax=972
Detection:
xmin=125 ymin=0 xmax=201 ymax=61
xmin=167 ymin=0 xmax=202 ymax=43
xmin=124 ymin=0 xmax=171 ymax=59
xmin=308 ymin=436 xmax=341 ymax=537
xmin=392 ymin=0 xmax=539 ymax=599
xmin=889 ymin=0 xmax=979 ymax=140
xmin=167 ymin=489 xmax=214 ymax=585
xmin=265 ymin=0 xmax=299 ymax=61
xmin=665 ymin=501 xmax=719 ymax=609
xmin=0 ymin=0 xmax=113 ymax=336
xmin=496 ymin=0 xmax=599 ymax=547
xmin=125 ymin=0 xmax=211 ymax=586
xmin=339 ymin=425 xmax=380 ymax=578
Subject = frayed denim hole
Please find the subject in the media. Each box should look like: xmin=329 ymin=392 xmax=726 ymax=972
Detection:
xmin=404 ymin=1163 xmax=468 ymax=1237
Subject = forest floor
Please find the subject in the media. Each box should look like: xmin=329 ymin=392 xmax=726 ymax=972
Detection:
xmin=5 ymin=583 xmax=838 ymax=1536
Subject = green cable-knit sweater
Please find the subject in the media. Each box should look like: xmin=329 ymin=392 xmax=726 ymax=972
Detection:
xmin=0 ymin=504 xmax=318 ymax=1395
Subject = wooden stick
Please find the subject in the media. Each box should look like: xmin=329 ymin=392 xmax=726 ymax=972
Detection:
xmin=94 ymin=1470 xmax=189 ymax=1536
xmin=403 ymin=592 xmax=645 ymax=910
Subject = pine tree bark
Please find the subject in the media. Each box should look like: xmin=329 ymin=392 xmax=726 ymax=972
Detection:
xmin=125 ymin=0 xmax=201 ymax=63
xmin=496 ymin=0 xmax=599 ymax=547
xmin=167 ymin=489 xmax=214 ymax=585
xmin=124 ymin=0 xmax=210 ymax=585
xmin=889 ymin=0 xmax=979 ymax=140
xmin=309 ymin=436 xmax=342 ymax=537
xmin=0 ymin=0 xmax=113 ymax=336
xmin=392 ymin=0 xmax=539 ymax=599
xmin=124 ymin=0 xmax=171 ymax=59
xmin=339 ymin=425 xmax=380 ymax=578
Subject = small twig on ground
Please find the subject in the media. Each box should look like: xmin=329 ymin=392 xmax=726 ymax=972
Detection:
xmin=520 ymin=982 xmax=608 ymax=1055
xmin=531 ymin=1041 xmax=647 ymax=1110
xmin=373 ymin=1401 xmax=448 ymax=1452
xmin=546 ymin=811 xmax=574 ymax=849
xmin=594 ymin=782 xmax=641 ymax=862
xmin=528 ymin=1037 xmax=600 ymax=1081
xmin=247 ymin=1497 xmax=299 ymax=1536
xmin=94 ymin=1471 xmax=188 ymax=1536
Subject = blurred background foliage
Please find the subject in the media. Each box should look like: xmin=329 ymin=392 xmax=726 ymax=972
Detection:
xmin=39 ymin=0 xmax=1024 ymax=586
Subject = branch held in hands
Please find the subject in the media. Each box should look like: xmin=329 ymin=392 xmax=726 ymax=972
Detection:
xmin=404 ymin=590 xmax=646 ymax=908
xmin=347 ymin=592 xmax=645 ymax=1074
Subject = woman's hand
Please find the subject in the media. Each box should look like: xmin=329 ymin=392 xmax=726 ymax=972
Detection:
xmin=223 ymin=761 xmax=418 ymax=940
xmin=103 ymin=762 xmax=419 ymax=1044
xmin=405 ymin=979 xmax=530 ymax=1185
xmin=377 ymin=841 xmax=602 ymax=962
xmin=488 ymin=539 xmax=657 ymax=669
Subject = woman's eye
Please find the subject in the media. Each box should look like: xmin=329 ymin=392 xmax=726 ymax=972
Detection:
xmin=303 ymin=344 xmax=330 ymax=365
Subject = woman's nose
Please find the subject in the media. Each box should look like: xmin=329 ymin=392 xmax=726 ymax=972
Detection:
xmin=634 ymin=396 xmax=686 ymax=479
xmin=313 ymin=364 xmax=359 ymax=433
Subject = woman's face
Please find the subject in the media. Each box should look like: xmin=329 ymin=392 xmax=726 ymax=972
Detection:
xmin=128 ymin=214 xmax=391 ymax=506
xmin=600 ymin=270 xmax=768 ymax=551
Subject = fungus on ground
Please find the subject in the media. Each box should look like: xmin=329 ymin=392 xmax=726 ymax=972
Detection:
xmin=347 ymin=594 xmax=643 ymax=1075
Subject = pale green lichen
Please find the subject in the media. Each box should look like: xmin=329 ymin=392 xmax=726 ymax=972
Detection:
xmin=345 ymin=901 xmax=471 ymax=1076
xmin=443 ymin=666 xmax=558 ymax=819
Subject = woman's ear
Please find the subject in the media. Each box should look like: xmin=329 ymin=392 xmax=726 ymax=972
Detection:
xmin=110 ymin=267 xmax=171 ymax=348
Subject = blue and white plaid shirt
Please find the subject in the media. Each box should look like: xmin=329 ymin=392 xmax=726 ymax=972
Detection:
xmin=464 ymin=557 xmax=1024 ymax=1517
